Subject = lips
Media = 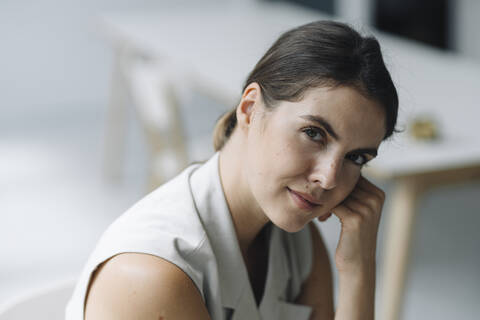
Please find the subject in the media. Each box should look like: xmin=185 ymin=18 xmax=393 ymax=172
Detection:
xmin=287 ymin=187 xmax=321 ymax=210
xmin=288 ymin=188 xmax=322 ymax=205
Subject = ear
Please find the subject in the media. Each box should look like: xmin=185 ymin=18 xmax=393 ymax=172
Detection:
xmin=236 ymin=82 xmax=262 ymax=131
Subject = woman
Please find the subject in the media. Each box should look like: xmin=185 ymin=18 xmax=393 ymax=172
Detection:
xmin=66 ymin=20 xmax=398 ymax=319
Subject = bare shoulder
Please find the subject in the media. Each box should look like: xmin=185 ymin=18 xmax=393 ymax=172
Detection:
xmin=295 ymin=222 xmax=334 ymax=319
xmin=84 ymin=252 xmax=211 ymax=320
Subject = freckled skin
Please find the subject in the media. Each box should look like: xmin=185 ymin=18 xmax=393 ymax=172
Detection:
xmin=243 ymin=86 xmax=386 ymax=232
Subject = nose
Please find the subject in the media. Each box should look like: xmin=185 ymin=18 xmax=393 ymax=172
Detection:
xmin=309 ymin=156 xmax=342 ymax=190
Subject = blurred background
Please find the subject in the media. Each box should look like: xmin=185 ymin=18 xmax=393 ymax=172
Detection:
xmin=1 ymin=0 xmax=479 ymax=319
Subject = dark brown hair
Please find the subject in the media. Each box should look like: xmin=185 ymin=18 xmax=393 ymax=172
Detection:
xmin=213 ymin=20 xmax=399 ymax=151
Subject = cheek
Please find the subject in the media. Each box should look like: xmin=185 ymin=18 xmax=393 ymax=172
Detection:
xmin=246 ymin=135 xmax=303 ymax=206
xmin=330 ymin=168 xmax=360 ymax=204
xmin=244 ymin=135 xmax=279 ymax=197
xmin=255 ymin=128 xmax=304 ymax=179
xmin=272 ymin=140 xmax=303 ymax=171
xmin=274 ymin=130 xmax=314 ymax=169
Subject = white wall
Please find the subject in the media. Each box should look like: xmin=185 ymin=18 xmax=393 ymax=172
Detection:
xmin=0 ymin=0 xmax=199 ymax=123
xmin=453 ymin=0 xmax=480 ymax=61
xmin=336 ymin=0 xmax=373 ymax=27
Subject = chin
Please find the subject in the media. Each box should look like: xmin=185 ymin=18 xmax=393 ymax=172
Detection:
xmin=269 ymin=213 xmax=309 ymax=233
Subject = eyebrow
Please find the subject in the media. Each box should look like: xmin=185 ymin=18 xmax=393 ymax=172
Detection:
xmin=299 ymin=115 xmax=378 ymax=157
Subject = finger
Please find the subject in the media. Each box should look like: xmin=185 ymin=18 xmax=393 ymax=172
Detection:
xmin=318 ymin=212 xmax=332 ymax=222
xmin=356 ymin=175 xmax=377 ymax=191
xmin=356 ymin=175 xmax=386 ymax=202
xmin=330 ymin=201 xmax=355 ymax=222
xmin=342 ymin=194 xmax=372 ymax=217
xmin=349 ymin=187 xmax=384 ymax=213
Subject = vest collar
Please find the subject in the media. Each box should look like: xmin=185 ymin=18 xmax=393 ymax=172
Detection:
xmin=189 ymin=152 xmax=254 ymax=310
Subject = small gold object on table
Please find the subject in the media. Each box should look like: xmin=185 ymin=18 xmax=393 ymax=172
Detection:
xmin=409 ymin=116 xmax=440 ymax=141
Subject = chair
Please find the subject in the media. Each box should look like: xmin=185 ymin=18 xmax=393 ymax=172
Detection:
xmin=0 ymin=278 xmax=76 ymax=320
xmin=104 ymin=49 xmax=213 ymax=191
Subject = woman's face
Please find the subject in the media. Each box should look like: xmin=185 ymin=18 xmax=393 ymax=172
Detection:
xmin=243 ymin=85 xmax=386 ymax=232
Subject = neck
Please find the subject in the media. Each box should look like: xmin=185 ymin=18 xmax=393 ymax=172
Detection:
xmin=218 ymin=133 xmax=271 ymax=258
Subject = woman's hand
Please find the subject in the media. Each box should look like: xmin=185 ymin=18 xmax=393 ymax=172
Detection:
xmin=330 ymin=175 xmax=385 ymax=275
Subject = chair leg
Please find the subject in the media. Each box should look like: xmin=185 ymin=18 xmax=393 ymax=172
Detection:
xmin=141 ymin=66 xmax=189 ymax=191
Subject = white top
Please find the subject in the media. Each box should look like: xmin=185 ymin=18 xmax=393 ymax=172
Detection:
xmin=65 ymin=152 xmax=314 ymax=320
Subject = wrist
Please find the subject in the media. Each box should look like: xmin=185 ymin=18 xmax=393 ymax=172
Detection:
xmin=338 ymin=262 xmax=375 ymax=276
xmin=338 ymin=270 xmax=376 ymax=291
xmin=336 ymin=268 xmax=376 ymax=320
xmin=338 ymin=265 xmax=376 ymax=291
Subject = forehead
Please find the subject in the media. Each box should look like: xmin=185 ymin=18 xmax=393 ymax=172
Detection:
xmin=272 ymin=86 xmax=386 ymax=145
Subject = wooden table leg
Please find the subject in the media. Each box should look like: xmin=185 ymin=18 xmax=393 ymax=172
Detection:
xmin=376 ymin=165 xmax=480 ymax=319
xmin=380 ymin=177 xmax=422 ymax=320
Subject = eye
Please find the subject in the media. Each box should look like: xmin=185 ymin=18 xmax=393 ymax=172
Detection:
xmin=347 ymin=153 xmax=369 ymax=166
xmin=302 ymin=126 xmax=326 ymax=143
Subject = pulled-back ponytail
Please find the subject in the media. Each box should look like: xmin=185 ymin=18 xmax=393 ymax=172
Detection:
xmin=213 ymin=108 xmax=237 ymax=151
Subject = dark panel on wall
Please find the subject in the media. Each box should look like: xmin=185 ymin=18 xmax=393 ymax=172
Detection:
xmin=374 ymin=0 xmax=451 ymax=50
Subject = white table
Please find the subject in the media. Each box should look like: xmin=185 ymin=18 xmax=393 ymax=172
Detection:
xmin=98 ymin=2 xmax=480 ymax=319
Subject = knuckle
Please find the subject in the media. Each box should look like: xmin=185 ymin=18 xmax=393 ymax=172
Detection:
xmin=365 ymin=197 xmax=377 ymax=210
xmin=376 ymin=188 xmax=386 ymax=200
xmin=360 ymin=202 xmax=373 ymax=215
xmin=371 ymin=190 xmax=385 ymax=206
xmin=349 ymin=214 xmax=363 ymax=228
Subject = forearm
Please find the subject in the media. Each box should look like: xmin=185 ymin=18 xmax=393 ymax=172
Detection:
xmin=334 ymin=267 xmax=376 ymax=320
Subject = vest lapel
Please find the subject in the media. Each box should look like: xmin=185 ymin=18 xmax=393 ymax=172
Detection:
xmin=190 ymin=152 xmax=260 ymax=314
xmin=231 ymin=285 xmax=262 ymax=320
